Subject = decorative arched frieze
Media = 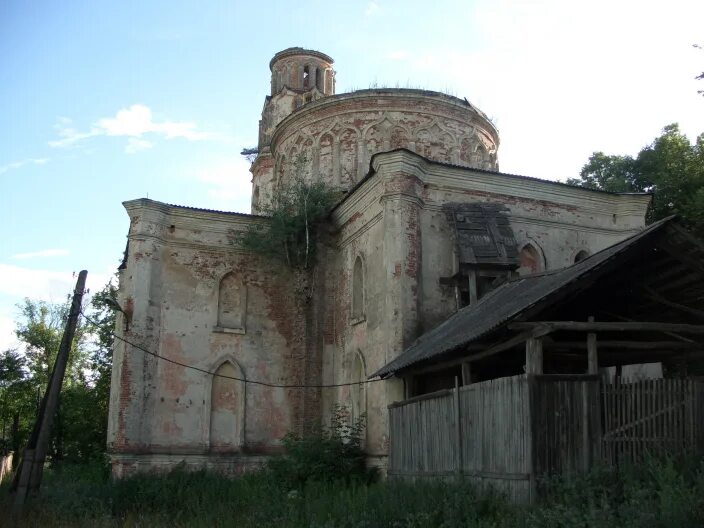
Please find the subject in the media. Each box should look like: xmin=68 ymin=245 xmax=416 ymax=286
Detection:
xmin=317 ymin=132 xmax=334 ymax=184
xmin=338 ymin=128 xmax=359 ymax=186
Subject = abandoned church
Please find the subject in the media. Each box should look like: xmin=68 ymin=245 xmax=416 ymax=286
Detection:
xmin=107 ymin=47 xmax=704 ymax=483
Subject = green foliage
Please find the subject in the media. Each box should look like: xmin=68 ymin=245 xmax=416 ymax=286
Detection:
xmin=0 ymin=279 xmax=116 ymax=463
xmin=239 ymin=156 xmax=338 ymax=270
xmin=530 ymin=457 xmax=704 ymax=528
xmin=568 ymin=124 xmax=704 ymax=234
xmin=4 ymin=457 xmax=704 ymax=527
xmin=266 ymin=405 xmax=375 ymax=488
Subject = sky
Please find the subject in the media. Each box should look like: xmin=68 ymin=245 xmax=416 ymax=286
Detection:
xmin=1 ymin=0 xmax=703 ymax=351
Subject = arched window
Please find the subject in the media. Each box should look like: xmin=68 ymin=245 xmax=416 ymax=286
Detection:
xmin=303 ymin=65 xmax=310 ymax=88
xmin=519 ymin=243 xmax=543 ymax=275
xmin=217 ymin=273 xmax=246 ymax=332
xmin=352 ymin=256 xmax=364 ymax=321
xmin=210 ymin=361 xmax=245 ymax=452
xmin=574 ymin=250 xmax=589 ymax=263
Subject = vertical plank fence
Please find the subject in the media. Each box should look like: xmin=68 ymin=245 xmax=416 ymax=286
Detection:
xmin=601 ymin=378 xmax=704 ymax=465
xmin=389 ymin=374 xmax=533 ymax=502
xmin=388 ymin=374 xmax=704 ymax=503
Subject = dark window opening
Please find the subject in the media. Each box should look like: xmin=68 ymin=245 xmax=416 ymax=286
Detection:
xmin=303 ymin=65 xmax=309 ymax=88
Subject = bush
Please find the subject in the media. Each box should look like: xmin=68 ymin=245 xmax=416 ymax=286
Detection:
xmin=266 ymin=405 xmax=376 ymax=489
xmin=526 ymin=456 xmax=704 ymax=528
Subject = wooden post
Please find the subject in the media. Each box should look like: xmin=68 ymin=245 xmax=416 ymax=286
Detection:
xmin=454 ymin=376 xmax=463 ymax=476
xmin=526 ymin=337 xmax=543 ymax=374
xmin=461 ymin=362 xmax=475 ymax=386
xmin=587 ymin=316 xmax=598 ymax=374
xmin=468 ymin=270 xmax=478 ymax=305
xmin=13 ymin=271 xmax=87 ymax=509
xmin=582 ymin=381 xmax=591 ymax=471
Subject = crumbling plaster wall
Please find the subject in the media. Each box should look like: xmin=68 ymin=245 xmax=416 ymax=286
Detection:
xmin=261 ymin=90 xmax=498 ymax=207
xmin=108 ymin=199 xmax=310 ymax=476
xmin=370 ymin=151 xmax=651 ymax=334
xmin=319 ymin=150 xmax=651 ymax=467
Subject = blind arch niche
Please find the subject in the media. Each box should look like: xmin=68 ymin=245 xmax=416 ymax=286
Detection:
xmin=216 ymin=272 xmax=247 ymax=333
xmin=208 ymin=359 xmax=246 ymax=452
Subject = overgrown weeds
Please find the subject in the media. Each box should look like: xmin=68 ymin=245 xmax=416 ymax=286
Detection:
xmin=3 ymin=456 xmax=704 ymax=527
xmin=267 ymin=405 xmax=375 ymax=488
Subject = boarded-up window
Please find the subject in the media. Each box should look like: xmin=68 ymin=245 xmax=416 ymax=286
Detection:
xmin=352 ymin=256 xmax=364 ymax=320
xmin=218 ymin=273 xmax=246 ymax=332
xmin=210 ymin=361 xmax=243 ymax=451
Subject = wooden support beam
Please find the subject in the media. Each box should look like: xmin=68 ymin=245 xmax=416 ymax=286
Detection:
xmin=659 ymin=239 xmax=704 ymax=276
xmin=468 ymin=270 xmax=478 ymax=305
xmin=461 ymin=362 xmax=476 ymax=385
xmin=587 ymin=316 xmax=598 ymax=374
xmin=509 ymin=321 xmax=704 ymax=335
xmin=600 ymin=311 xmax=696 ymax=344
xmin=642 ymin=286 xmax=704 ymax=321
xmin=403 ymin=326 xmax=554 ymax=378
xmin=525 ymin=337 xmax=543 ymax=374
xmin=545 ymin=340 xmax=702 ymax=351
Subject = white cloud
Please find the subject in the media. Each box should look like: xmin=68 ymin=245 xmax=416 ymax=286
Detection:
xmin=12 ymin=248 xmax=70 ymax=260
xmin=0 ymin=311 xmax=18 ymax=352
xmin=0 ymin=264 xmax=110 ymax=304
xmin=364 ymin=1 xmax=379 ymax=17
xmin=385 ymin=50 xmax=409 ymax=61
xmin=49 ymin=104 xmax=216 ymax=151
xmin=384 ymin=0 xmax=704 ymax=182
xmin=0 ymin=265 xmax=112 ymax=351
xmin=195 ymin=157 xmax=253 ymax=213
xmin=0 ymin=157 xmax=50 ymax=175
xmin=125 ymin=137 xmax=154 ymax=154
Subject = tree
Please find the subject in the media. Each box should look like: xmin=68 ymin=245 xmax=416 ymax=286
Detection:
xmin=0 ymin=348 xmax=35 ymax=455
xmin=0 ymin=279 xmax=117 ymax=464
xmin=567 ymin=124 xmax=704 ymax=234
xmin=239 ymin=156 xmax=338 ymax=271
xmin=695 ymin=44 xmax=704 ymax=97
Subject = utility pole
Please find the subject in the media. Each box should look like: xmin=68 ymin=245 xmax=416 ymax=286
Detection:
xmin=12 ymin=270 xmax=87 ymax=510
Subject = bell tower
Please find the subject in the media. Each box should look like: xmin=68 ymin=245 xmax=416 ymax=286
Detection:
xmin=251 ymin=48 xmax=335 ymax=213
xmin=259 ymin=47 xmax=335 ymax=149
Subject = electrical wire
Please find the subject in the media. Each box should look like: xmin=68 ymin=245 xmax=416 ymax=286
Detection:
xmin=79 ymin=310 xmax=384 ymax=389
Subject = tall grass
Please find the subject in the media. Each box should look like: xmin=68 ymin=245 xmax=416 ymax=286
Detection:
xmin=2 ymin=457 xmax=704 ymax=527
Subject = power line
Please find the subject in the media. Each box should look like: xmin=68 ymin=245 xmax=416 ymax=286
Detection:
xmin=80 ymin=310 xmax=383 ymax=389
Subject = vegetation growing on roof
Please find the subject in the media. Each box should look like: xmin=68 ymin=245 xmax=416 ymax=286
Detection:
xmin=238 ymin=155 xmax=338 ymax=271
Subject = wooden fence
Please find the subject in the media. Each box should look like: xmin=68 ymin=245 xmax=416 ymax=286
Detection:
xmin=388 ymin=375 xmax=704 ymax=503
xmin=602 ymin=378 xmax=704 ymax=465
xmin=389 ymin=374 xmax=533 ymax=502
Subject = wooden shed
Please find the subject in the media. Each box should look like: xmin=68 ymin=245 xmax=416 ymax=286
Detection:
xmin=374 ymin=217 xmax=704 ymax=502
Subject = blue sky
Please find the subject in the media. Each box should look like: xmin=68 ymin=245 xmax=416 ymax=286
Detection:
xmin=1 ymin=0 xmax=703 ymax=349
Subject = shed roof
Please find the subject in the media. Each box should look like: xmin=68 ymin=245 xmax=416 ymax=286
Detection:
xmin=373 ymin=216 xmax=689 ymax=378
